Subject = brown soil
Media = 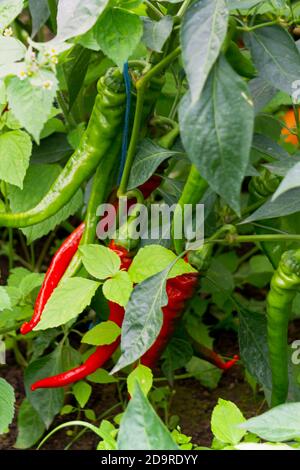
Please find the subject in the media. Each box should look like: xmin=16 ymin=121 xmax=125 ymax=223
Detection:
xmin=0 ymin=336 xmax=265 ymax=451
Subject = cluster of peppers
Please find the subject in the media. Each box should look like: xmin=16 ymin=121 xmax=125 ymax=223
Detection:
xmin=0 ymin=64 xmax=237 ymax=391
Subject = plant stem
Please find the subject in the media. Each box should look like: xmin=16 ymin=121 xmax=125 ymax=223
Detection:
xmin=215 ymin=233 xmax=300 ymax=244
xmin=3 ymin=182 xmax=13 ymax=271
xmin=36 ymin=230 xmax=56 ymax=272
xmin=118 ymin=47 xmax=181 ymax=196
xmin=57 ymin=91 xmax=77 ymax=130
xmin=237 ymin=19 xmax=282 ymax=31
xmin=177 ymin=0 xmax=192 ymax=18
xmin=145 ymin=0 xmax=164 ymax=19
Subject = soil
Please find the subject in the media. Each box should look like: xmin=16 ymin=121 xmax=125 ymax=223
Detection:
xmin=0 ymin=333 xmax=266 ymax=451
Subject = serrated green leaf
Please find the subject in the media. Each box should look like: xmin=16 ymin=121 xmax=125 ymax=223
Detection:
xmin=82 ymin=321 xmax=121 ymax=346
xmin=0 ymin=130 xmax=32 ymax=188
xmin=128 ymin=245 xmax=196 ymax=284
xmin=94 ymin=8 xmax=143 ymax=69
xmin=103 ymin=271 xmax=133 ymax=307
xmin=0 ymin=378 xmax=15 ymax=434
xmin=6 ymin=71 xmax=58 ymax=142
xmin=80 ymin=244 xmax=121 ymax=280
xmin=118 ymin=383 xmax=178 ymax=450
xmin=211 ymin=398 xmax=246 ymax=445
xmin=142 ymin=16 xmax=173 ymax=52
xmin=35 ymin=278 xmax=100 ymax=330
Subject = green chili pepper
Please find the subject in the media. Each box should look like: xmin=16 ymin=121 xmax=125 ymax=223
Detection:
xmin=62 ymin=136 xmax=122 ymax=281
xmin=248 ymin=168 xmax=282 ymax=268
xmin=0 ymin=68 xmax=126 ymax=228
xmin=225 ymin=41 xmax=256 ymax=79
xmin=267 ymin=249 xmax=300 ymax=407
xmin=172 ymin=165 xmax=208 ymax=255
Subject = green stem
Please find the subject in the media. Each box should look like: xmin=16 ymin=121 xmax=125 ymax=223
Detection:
xmin=36 ymin=230 xmax=56 ymax=272
xmin=145 ymin=0 xmax=164 ymax=19
xmin=3 ymin=183 xmax=13 ymax=271
xmin=237 ymin=19 xmax=283 ymax=31
xmin=57 ymin=91 xmax=77 ymax=130
xmin=30 ymin=243 xmax=35 ymax=270
xmin=177 ymin=0 xmax=192 ymax=18
xmin=216 ymin=234 xmax=300 ymax=244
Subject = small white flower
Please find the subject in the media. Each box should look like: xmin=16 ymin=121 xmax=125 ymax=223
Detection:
xmin=50 ymin=55 xmax=58 ymax=65
xmin=3 ymin=27 xmax=13 ymax=37
xmin=42 ymin=79 xmax=53 ymax=90
xmin=31 ymin=51 xmax=36 ymax=61
xmin=17 ymin=70 xmax=27 ymax=81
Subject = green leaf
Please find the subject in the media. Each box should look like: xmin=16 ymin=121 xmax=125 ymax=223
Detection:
xmin=0 ymin=0 xmax=23 ymax=32
xmin=7 ymin=163 xmax=83 ymax=243
xmin=179 ymin=55 xmax=254 ymax=214
xmin=0 ymin=378 xmax=15 ymax=434
xmin=242 ymin=188 xmax=300 ymax=222
xmin=227 ymin=0 xmax=264 ymax=8
xmin=29 ymin=0 xmax=50 ymax=36
xmin=31 ymin=133 xmax=72 ymax=164
xmin=181 ymin=0 xmax=228 ymax=103
xmin=6 ymin=71 xmax=58 ymax=143
xmin=142 ymin=16 xmax=173 ymax=52
xmin=128 ymin=245 xmax=196 ymax=284
xmin=15 ymin=399 xmax=45 ymax=449
xmin=161 ymin=337 xmax=193 ymax=381
xmin=0 ymin=36 xmax=26 ymax=65
xmin=80 ymin=244 xmax=121 ymax=280
xmin=185 ymin=316 xmax=213 ymax=349
xmin=127 ymin=138 xmax=184 ymax=190
xmin=82 ymin=321 xmax=121 ymax=346
xmin=73 ymin=381 xmax=92 ymax=408
xmin=0 ymin=130 xmax=32 ymax=188
xmin=35 ymin=278 xmax=100 ymax=330
xmin=117 ymin=383 xmax=178 ymax=450
xmin=240 ymin=402 xmax=300 ymax=442
xmin=127 ymin=364 xmax=153 ymax=397
xmin=249 ymin=77 xmax=277 ymax=114
xmin=66 ymin=45 xmax=92 ymax=109
xmin=186 ymin=357 xmax=222 ymax=389
xmin=272 ymin=162 xmax=300 ymax=200
xmin=24 ymin=350 xmax=64 ymax=428
xmin=0 ymin=286 xmax=11 ymax=311
xmin=103 ymin=271 xmax=133 ymax=307
xmin=211 ymin=398 xmax=246 ymax=445
xmin=56 ymin=0 xmax=109 ymax=42
xmin=245 ymin=26 xmax=300 ymax=95
xmin=87 ymin=368 xmax=118 ymax=384
xmin=19 ymin=272 xmax=44 ymax=298
xmin=238 ymin=305 xmax=272 ymax=393
xmin=94 ymin=8 xmax=143 ymax=69
xmin=111 ymin=268 xmax=169 ymax=373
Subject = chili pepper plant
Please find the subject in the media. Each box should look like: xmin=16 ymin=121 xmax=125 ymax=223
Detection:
xmin=2 ymin=0 xmax=300 ymax=452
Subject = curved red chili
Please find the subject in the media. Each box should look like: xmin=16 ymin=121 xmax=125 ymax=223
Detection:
xmin=21 ymin=223 xmax=85 ymax=335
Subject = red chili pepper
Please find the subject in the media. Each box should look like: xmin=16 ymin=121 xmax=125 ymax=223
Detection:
xmin=31 ymin=244 xmax=132 ymax=391
xmin=141 ymin=273 xmax=199 ymax=368
xmin=21 ymin=223 xmax=85 ymax=335
xmin=31 ymin=301 xmax=125 ymax=390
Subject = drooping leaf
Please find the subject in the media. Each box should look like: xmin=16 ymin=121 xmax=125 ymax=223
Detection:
xmin=242 ymin=188 xmax=300 ymax=222
xmin=24 ymin=348 xmax=65 ymax=428
xmin=244 ymin=25 xmax=300 ymax=95
xmin=127 ymin=138 xmax=184 ymax=190
xmin=35 ymin=278 xmax=100 ymax=330
xmin=179 ymin=55 xmax=254 ymax=214
xmin=127 ymin=364 xmax=153 ymax=397
xmin=0 ymin=378 xmax=15 ymax=434
xmin=181 ymin=0 xmax=228 ymax=103
xmin=272 ymin=162 xmax=300 ymax=199
xmin=117 ymin=383 xmax=178 ymax=450
xmin=186 ymin=356 xmax=222 ymax=389
xmin=249 ymin=77 xmax=277 ymax=114
xmin=73 ymin=382 xmax=92 ymax=409
xmin=15 ymin=399 xmax=45 ymax=449
xmin=142 ymin=16 xmax=173 ymax=52
xmin=111 ymin=268 xmax=170 ymax=373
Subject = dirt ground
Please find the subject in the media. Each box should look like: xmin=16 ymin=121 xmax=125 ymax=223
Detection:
xmin=0 ymin=336 xmax=265 ymax=451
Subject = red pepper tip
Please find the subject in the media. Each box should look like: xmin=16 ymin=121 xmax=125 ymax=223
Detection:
xmin=20 ymin=322 xmax=31 ymax=335
xmin=223 ymin=354 xmax=239 ymax=371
